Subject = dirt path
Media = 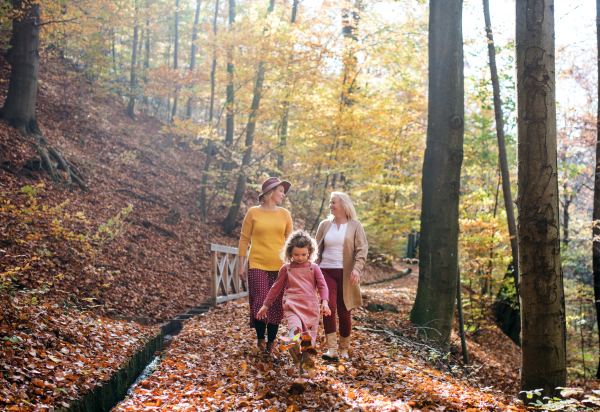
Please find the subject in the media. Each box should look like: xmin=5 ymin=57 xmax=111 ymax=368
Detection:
xmin=115 ymin=266 xmax=526 ymax=411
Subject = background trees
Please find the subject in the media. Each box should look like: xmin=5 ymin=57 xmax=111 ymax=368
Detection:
xmin=2 ymin=0 xmax=599 ymax=394
xmin=2 ymin=0 xmax=41 ymax=136
xmin=410 ymin=0 xmax=464 ymax=345
xmin=515 ymin=0 xmax=566 ymax=396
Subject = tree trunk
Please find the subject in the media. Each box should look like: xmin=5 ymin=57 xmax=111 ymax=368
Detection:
xmin=563 ymin=195 xmax=570 ymax=247
xmin=186 ymin=0 xmax=202 ymax=119
xmin=595 ymin=0 xmax=600 ymax=381
xmin=222 ymin=0 xmax=275 ymax=235
xmin=2 ymin=0 xmax=41 ymax=135
xmin=208 ymin=0 xmax=219 ymax=126
xmin=409 ymin=0 xmax=464 ymax=346
xmin=516 ymin=0 xmax=566 ymax=398
xmin=310 ymin=174 xmax=330 ymax=234
xmin=276 ymin=0 xmax=299 ymax=175
xmin=112 ymin=31 xmax=118 ymax=78
xmin=199 ymin=0 xmax=219 ymax=222
xmin=125 ymin=14 xmax=139 ymax=119
xmin=483 ymin=0 xmax=519 ymax=293
xmin=171 ymin=0 xmax=179 ymax=122
xmin=224 ymin=0 xmax=236 ymax=170
xmin=143 ymin=15 xmax=150 ymax=111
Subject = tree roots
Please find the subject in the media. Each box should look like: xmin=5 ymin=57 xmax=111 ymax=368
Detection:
xmin=21 ymin=134 xmax=88 ymax=191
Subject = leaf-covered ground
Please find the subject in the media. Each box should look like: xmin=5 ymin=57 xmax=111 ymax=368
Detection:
xmin=0 ymin=52 xmax=246 ymax=324
xmin=116 ymin=271 xmax=530 ymax=411
xmin=0 ymin=293 xmax=160 ymax=410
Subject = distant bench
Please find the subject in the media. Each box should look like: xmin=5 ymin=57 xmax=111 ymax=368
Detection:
xmin=207 ymin=243 xmax=248 ymax=307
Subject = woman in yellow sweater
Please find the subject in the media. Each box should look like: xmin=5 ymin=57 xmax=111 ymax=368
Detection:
xmin=238 ymin=177 xmax=293 ymax=355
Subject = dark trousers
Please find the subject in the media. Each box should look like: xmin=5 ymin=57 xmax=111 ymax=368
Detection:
xmin=322 ymin=268 xmax=352 ymax=338
xmin=255 ymin=320 xmax=279 ymax=342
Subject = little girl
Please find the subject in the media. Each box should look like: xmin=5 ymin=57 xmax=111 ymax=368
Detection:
xmin=257 ymin=230 xmax=330 ymax=375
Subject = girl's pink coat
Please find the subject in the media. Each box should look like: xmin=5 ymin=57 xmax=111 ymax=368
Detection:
xmin=263 ymin=262 xmax=329 ymax=346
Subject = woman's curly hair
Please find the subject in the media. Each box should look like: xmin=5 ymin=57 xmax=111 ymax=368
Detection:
xmin=280 ymin=230 xmax=318 ymax=263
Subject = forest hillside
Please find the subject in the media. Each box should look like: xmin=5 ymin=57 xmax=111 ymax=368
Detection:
xmin=2 ymin=0 xmax=600 ymax=410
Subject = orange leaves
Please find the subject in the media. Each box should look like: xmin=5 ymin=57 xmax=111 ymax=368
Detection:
xmin=0 ymin=293 xmax=159 ymax=411
xmin=113 ymin=292 xmax=533 ymax=412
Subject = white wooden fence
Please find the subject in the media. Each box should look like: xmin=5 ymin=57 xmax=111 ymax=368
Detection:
xmin=207 ymin=243 xmax=248 ymax=307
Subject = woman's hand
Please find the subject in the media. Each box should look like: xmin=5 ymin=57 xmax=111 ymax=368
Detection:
xmin=321 ymin=300 xmax=331 ymax=316
xmin=350 ymin=269 xmax=361 ymax=285
xmin=239 ymin=257 xmax=247 ymax=282
xmin=256 ymin=305 xmax=269 ymax=319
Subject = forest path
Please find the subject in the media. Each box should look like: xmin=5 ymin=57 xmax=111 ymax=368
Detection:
xmin=114 ymin=268 xmax=526 ymax=411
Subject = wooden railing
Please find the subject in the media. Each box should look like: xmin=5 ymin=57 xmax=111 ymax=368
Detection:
xmin=207 ymin=243 xmax=248 ymax=307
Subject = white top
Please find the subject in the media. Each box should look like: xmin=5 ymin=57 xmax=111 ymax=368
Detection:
xmin=319 ymin=222 xmax=347 ymax=269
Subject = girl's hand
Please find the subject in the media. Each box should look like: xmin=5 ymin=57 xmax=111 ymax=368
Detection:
xmin=350 ymin=269 xmax=361 ymax=285
xmin=256 ymin=305 xmax=269 ymax=319
xmin=321 ymin=300 xmax=331 ymax=316
xmin=239 ymin=257 xmax=247 ymax=282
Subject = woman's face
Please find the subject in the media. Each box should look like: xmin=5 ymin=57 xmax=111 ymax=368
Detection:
xmin=272 ymin=185 xmax=286 ymax=204
xmin=292 ymin=247 xmax=309 ymax=264
xmin=329 ymin=195 xmax=345 ymax=219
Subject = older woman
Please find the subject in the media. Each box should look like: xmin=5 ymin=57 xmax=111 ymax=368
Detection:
xmin=238 ymin=177 xmax=293 ymax=355
xmin=316 ymin=192 xmax=368 ymax=360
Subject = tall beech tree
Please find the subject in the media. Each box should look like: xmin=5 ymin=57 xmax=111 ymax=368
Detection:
xmin=277 ymin=0 xmax=299 ymax=175
xmin=515 ymin=0 xmax=566 ymax=397
xmin=332 ymin=0 xmax=361 ymax=188
xmin=2 ymin=0 xmax=42 ymax=135
xmin=186 ymin=0 xmax=202 ymax=119
xmin=225 ymin=0 xmax=236 ymax=148
xmin=594 ymin=0 xmax=600 ymax=380
xmin=410 ymin=0 xmax=464 ymax=345
xmin=171 ymin=0 xmax=180 ymax=122
xmin=199 ymin=0 xmax=219 ymax=223
xmin=143 ymin=17 xmax=151 ymax=111
xmin=222 ymin=0 xmax=275 ymax=235
xmin=482 ymin=0 xmax=519 ymax=291
xmin=2 ymin=0 xmax=87 ymax=191
xmin=125 ymin=4 xmax=139 ymax=119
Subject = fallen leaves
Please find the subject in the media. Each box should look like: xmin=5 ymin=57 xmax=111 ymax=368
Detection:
xmin=115 ymin=288 xmax=530 ymax=412
xmin=0 ymin=294 xmax=159 ymax=410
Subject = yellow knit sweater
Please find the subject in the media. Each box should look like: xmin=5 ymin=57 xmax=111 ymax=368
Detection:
xmin=238 ymin=207 xmax=293 ymax=271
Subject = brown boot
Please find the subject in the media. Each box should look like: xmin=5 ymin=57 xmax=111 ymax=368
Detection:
xmin=257 ymin=339 xmax=266 ymax=352
xmin=321 ymin=333 xmax=339 ymax=361
xmin=266 ymin=341 xmax=278 ymax=359
xmin=339 ymin=335 xmax=350 ymax=359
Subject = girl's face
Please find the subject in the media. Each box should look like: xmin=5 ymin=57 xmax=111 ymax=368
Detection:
xmin=329 ymin=195 xmax=345 ymax=219
xmin=272 ymin=185 xmax=286 ymax=204
xmin=291 ymin=247 xmax=309 ymax=264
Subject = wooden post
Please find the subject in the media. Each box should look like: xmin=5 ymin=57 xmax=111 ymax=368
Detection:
xmin=233 ymin=253 xmax=240 ymax=295
xmin=210 ymin=248 xmax=217 ymax=307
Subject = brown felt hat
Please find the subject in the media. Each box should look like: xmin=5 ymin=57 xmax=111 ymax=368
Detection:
xmin=258 ymin=177 xmax=291 ymax=201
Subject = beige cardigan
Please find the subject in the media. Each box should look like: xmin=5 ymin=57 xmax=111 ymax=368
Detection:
xmin=315 ymin=219 xmax=368 ymax=310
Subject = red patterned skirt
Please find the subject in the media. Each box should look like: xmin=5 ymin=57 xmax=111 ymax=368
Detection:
xmin=248 ymin=268 xmax=286 ymax=328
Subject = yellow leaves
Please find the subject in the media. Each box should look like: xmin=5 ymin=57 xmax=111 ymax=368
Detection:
xmin=48 ymin=355 xmax=61 ymax=363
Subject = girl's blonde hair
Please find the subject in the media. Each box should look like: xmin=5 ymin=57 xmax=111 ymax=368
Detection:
xmin=280 ymin=230 xmax=318 ymax=263
xmin=327 ymin=191 xmax=357 ymax=220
